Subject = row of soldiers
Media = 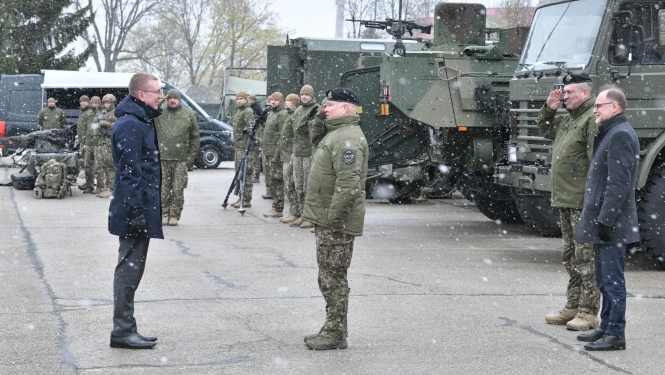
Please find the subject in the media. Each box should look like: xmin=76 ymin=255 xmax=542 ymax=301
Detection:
xmin=232 ymin=85 xmax=319 ymax=229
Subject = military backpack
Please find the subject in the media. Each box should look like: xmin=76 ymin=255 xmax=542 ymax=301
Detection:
xmin=34 ymin=159 xmax=69 ymax=199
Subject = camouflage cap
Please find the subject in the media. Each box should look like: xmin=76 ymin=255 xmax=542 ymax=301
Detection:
xmin=271 ymin=92 xmax=284 ymax=102
xmin=326 ymin=87 xmax=359 ymax=106
xmin=166 ymin=89 xmax=181 ymax=100
xmin=79 ymin=95 xmax=90 ymax=103
xmin=236 ymin=91 xmax=248 ymax=100
xmin=91 ymin=96 xmax=102 ymax=104
xmin=102 ymin=94 xmax=117 ymax=103
xmin=564 ymin=73 xmax=592 ymax=86
xmin=286 ymin=94 xmax=300 ymax=105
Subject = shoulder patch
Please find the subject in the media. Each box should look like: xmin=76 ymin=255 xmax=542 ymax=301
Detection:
xmin=343 ymin=150 xmax=355 ymax=164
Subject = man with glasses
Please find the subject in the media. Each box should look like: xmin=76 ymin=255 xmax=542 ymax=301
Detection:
xmin=574 ymin=85 xmax=638 ymax=351
xmin=108 ymin=73 xmax=164 ymax=349
xmin=538 ymin=73 xmax=601 ymax=332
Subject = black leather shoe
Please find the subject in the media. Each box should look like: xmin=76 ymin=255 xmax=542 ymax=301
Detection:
xmin=138 ymin=333 xmax=157 ymax=342
xmin=110 ymin=333 xmax=156 ymax=349
xmin=262 ymin=193 xmax=272 ymax=199
xmin=577 ymin=328 xmax=605 ymax=342
xmin=584 ymin=334 xmax=626 ymax=351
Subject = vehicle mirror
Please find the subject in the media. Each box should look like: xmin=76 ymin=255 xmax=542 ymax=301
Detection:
xmin=627 ymin=25 xmax=644 ymax=66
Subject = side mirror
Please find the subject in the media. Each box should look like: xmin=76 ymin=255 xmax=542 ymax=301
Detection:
xmin=610 ymin=11 xmax=644 ymax=80
xmin=195 ymin=113 xmax=205 ymax=122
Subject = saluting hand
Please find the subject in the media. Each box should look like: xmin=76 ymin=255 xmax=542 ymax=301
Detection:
xmin=546 ymin=89 xmax=562 ymax=111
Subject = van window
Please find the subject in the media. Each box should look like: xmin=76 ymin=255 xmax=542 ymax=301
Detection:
xmin=46 ymin=88 xmax=129 ymax=110
xmin=9 ymin=89 xmax=41 ymax=115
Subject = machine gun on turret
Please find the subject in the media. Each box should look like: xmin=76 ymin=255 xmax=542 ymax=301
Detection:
xmin=346 ymin=18 xmax=432 ymax=56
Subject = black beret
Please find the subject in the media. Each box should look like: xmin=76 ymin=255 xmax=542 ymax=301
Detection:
xmin=563 ymin=73 xmax=592 ymax=85
xmin=325 ymin=87 xmax=359 ymax=106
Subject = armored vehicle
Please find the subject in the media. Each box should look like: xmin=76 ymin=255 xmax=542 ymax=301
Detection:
xmin=495 ymin=0 xmax=665 ymax=263
xmin=340 ymin=3 xmax=529 ymax=221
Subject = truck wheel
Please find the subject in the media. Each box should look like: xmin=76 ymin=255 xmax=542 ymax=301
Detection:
xmin=515 ymin=196 xmax=562 ymax=237
xmin=195 ymin=144 xmax=222 ymax=169
xmin=474 ymin=195 xmax=523 ymax=224
xmin=638 ymin=166 xmax=665 ymax=264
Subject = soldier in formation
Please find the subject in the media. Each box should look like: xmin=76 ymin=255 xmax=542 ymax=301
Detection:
xmin=156 ymin=89 xmax=200 ymax=226
xmin=37 ymin=98 xmax=67 ymax=130
xmin=248 ymin=94 xmax=262 ymax=184
xmin=262 ymin=92 xmax=288 ymax=217
xmin=539 ymin=73 xmax=601 ymax=331
xmin=77 ymin=95 xmax=96 ymax=193
xmin=95 ymin=94 xmax=117 ymax=198
xmin=302 ymin=87 xmax=368 ymax=350
xmin=231 ymin=91 xmax=255 ymax=208
xmin=275 ymin=94 xmax=300 ymax=223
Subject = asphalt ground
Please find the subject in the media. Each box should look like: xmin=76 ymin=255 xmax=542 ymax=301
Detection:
xmin=1 ymin=160 xmax=664 ymax=374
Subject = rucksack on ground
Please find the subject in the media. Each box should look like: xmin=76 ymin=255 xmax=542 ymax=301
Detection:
xmin=34 ymin=159 xmax=69 ymax=199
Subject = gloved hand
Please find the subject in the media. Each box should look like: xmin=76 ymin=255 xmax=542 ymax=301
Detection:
xmin=598 ymin=223 xmax=612 ymax=242
xmin=186 ymin=156 xmax=193 ymax=165
xmin=129 ymin=214 xmax=147 ymax=236
xmin=309 ymin=105 xmax=320 ymax=118
xmin=242 ymin=128 xmax=249 ymax=135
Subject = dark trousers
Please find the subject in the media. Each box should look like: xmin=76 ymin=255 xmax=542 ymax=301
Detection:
xmin=594 ymin=243 xmax=627 ymax=337
xmin=113 ymin=236 xmax=150 ymax=336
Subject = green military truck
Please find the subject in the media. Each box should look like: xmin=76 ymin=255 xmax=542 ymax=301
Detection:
xmin=495 ymin=0 xmax=665 ymax=263
xmin=341 ymin=3 xmax=529 ymax=222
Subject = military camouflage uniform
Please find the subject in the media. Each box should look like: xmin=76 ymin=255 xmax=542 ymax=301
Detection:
xmin=37 ymin=106 xmax=67 ymax=130
xmin=538 ymin=96 xmax=600 ymax=315
xmin=233 ymin=101 xmax=255 ymax=202
xmin=302 ymin=114 xmax=368 ymax=341
xmin=291 ymin=99 xmax=318 ymax=216
xmin=263 ymin=103 xmax=288 ymax=212
xmin=156 ymin=103 xmax=200 ymax=220
xmin=95 ymin=103 xmax=116 ymax=192
xmin=275 ymin=107 xmax=297 ymax=216
xmin=77 ymin=105 xmax=96 ymax=189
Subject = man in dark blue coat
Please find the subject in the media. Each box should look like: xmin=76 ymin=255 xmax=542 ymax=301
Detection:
xmin=574 ymin=86 xmax=639 ymax=351
xmin=108 ymin=73 xmax=165 ymax=349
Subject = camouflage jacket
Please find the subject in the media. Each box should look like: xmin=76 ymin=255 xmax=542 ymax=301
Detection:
xmin=274 ymin=107 xmax=296 ymax=161
xmin=537 ymin=96 xmax=598 ymax=209
xmin=86 ymin=107 xmax=106 ymax=146
xmin=291 ymin=99 xmax=318 ymax=156
xmin=37 ymin=106 xmax=66 ymax=130
xmin=155 ymin=104 xmax=200 ymax=161
xmin=77 ymin=106 xmax=95 ymax=147
xmin=233 ymin=102 xmax=254 ymax=151
xmin=302 ymin=115 xmax=368 ymax=236
xmin=98 ymin=104 xmax=117 ymax=145
xmin=262 ymin=103 xmax=288 ymax=158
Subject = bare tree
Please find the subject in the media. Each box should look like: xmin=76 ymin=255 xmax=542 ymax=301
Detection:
xmin=74 ymin=0 xmax=159 ymax=72
xmin=344 ymin=0 xmax=437 ymax=39
xmin=497 ymin=0 xmax=535 ymax=28
xmin=345 ymin=0 xmax=375 ymax=39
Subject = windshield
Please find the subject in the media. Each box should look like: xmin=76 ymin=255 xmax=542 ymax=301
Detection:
xmin=517 ymin=0 xmax=607 ymax=72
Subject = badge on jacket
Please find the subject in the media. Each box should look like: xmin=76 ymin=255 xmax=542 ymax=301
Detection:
xmin=341 ymin=150 xmax=356 ymax=170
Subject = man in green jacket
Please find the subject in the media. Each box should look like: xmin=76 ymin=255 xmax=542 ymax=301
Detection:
xmin=302 ymin=87 xmax=368 ymax=351
xmin=289 ymin=85 xmax=319 ymax=229
xmin=95 ymin=94 xmax=117 ymax=198
xmin=262 ymin=92 xmax=289 ymax=217
xmin=232 ymin=91 xmax=255 ymax=207
xmin=275 ymin=94 xmax=300 ymax=223
xmin=37 ymin=98 xmax=67 ymax=130
xmin=77 ymin=95 xmax=96 ymax=192
xmin=538 ymin=73 xmax=600 ymax=331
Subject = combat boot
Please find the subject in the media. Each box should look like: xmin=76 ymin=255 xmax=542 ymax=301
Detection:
xmin=305 ymin=336 xmax=348 ymax=350
xmin=253 ymin=177 xmax=260 ymax=183
xmin=262 ymin=193 xmax=272 ymax=199
xmin=280 ymin=215 xmax=298 ymax=223
xmin=231 ymin=199 xmax=241 ymax=208
xmin=241 ymin=202 xmax=251 ymax=208
xmin=97 ymin=190 xmax=113 ymax=198
xmin=290 ymin=218 xmax=303 ymax=227
xmin=83 ymin=188 xmax=94 ymax=194
xmin=263 ymin=209 xmax=283 ymax=218
xmin=545 ymin=308 xmax=578 ymax=325
xmin=168 ymin=217 xmax=179 ymax=226
xmin=162 ymin=216 xmax=169 ymax=225
xmin=300 ymin=221 xmax=314 ymax=229
xmin=416 ymin=195 xmax=428 ymax=203
xmin=566 ymin=312 xmax=599 ymax=331
xmin=92 ymin=188 xmax=101 ymax=194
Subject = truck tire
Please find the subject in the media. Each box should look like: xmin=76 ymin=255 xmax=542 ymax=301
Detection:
xmin=515 ymin=196 xmax=562 ymax=237
xmin=474 ymin=195 xmax=523 ymax=224
xmin=195 ymin=144 xmax=222 ymax=169
xmin=638 ymin=166 xmax=665 ymax=264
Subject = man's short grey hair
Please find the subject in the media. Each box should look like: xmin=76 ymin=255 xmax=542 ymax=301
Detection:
xmin=128 ymin=73 xmax=159 ymax=97
xmin=599 ymin=84 xmax=627 ymax=111
xmin=578 ymin=81 xmax=593 ymax=94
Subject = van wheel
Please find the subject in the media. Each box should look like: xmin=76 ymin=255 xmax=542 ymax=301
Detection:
xmin=195 ymin=144 xmax=222 ymax=169
xmin=638 ymin=166 xmax=665 ymax=265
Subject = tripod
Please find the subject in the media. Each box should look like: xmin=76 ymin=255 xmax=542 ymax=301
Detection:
xmin=221 ymin=119 xmax=258 ymax=215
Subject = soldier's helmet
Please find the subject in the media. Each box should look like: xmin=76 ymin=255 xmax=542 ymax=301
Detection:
xmin=102 ymin=94 xmax=117 ymax=104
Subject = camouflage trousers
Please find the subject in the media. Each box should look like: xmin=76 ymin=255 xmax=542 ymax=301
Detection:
xmin=283 ymin=158 xmax=297 ymax=216
xmin=293 ymin=155 xmax=311 ymax=217
xmin=94 ymin=143 xmax=114 ymax=191
xmin=315 ymin=225 xmax=354 ymax=340
xmin=83 ymin=145 xmax=96 ymax=189
xmin=559 ymin=207 xmax=600 ymax=315
xmin=251 ymin=141 xmax=261 ymax=181
xmin=234 ymin=149 xmax=253 ymax=202
xmin=161 ymin=160 xmax=188 ymax=219
xmin=265 ymin=159 xmax=284 ymax=212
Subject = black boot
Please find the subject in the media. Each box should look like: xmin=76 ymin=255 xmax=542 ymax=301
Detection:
xmin=577 ymin=328 xmax=605 ymax=342
xmin=584 ymin=334 xmax=626 ymax=351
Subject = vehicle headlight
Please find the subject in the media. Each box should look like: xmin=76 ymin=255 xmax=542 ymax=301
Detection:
xmin=508 ymin=145 xmax=518 ymax=163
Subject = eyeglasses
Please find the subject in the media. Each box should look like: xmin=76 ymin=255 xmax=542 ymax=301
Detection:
xmin=141 ymin=89 xmax=164 ymax=95
xmin=593 ymin=102 xmax=615 ymax=109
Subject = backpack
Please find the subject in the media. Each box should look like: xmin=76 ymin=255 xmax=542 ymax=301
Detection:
xmin=34 ymin=159 xmax=69 ymax=199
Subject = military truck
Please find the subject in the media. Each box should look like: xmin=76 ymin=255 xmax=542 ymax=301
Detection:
xmin=339 ymin=3 xmax=529 ymax=222
xmin=495 ymin=0 xmax=665 ymax=263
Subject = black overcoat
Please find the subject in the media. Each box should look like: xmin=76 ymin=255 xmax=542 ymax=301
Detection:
xmin=574 ymin=113 xmax=640 ymax=244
